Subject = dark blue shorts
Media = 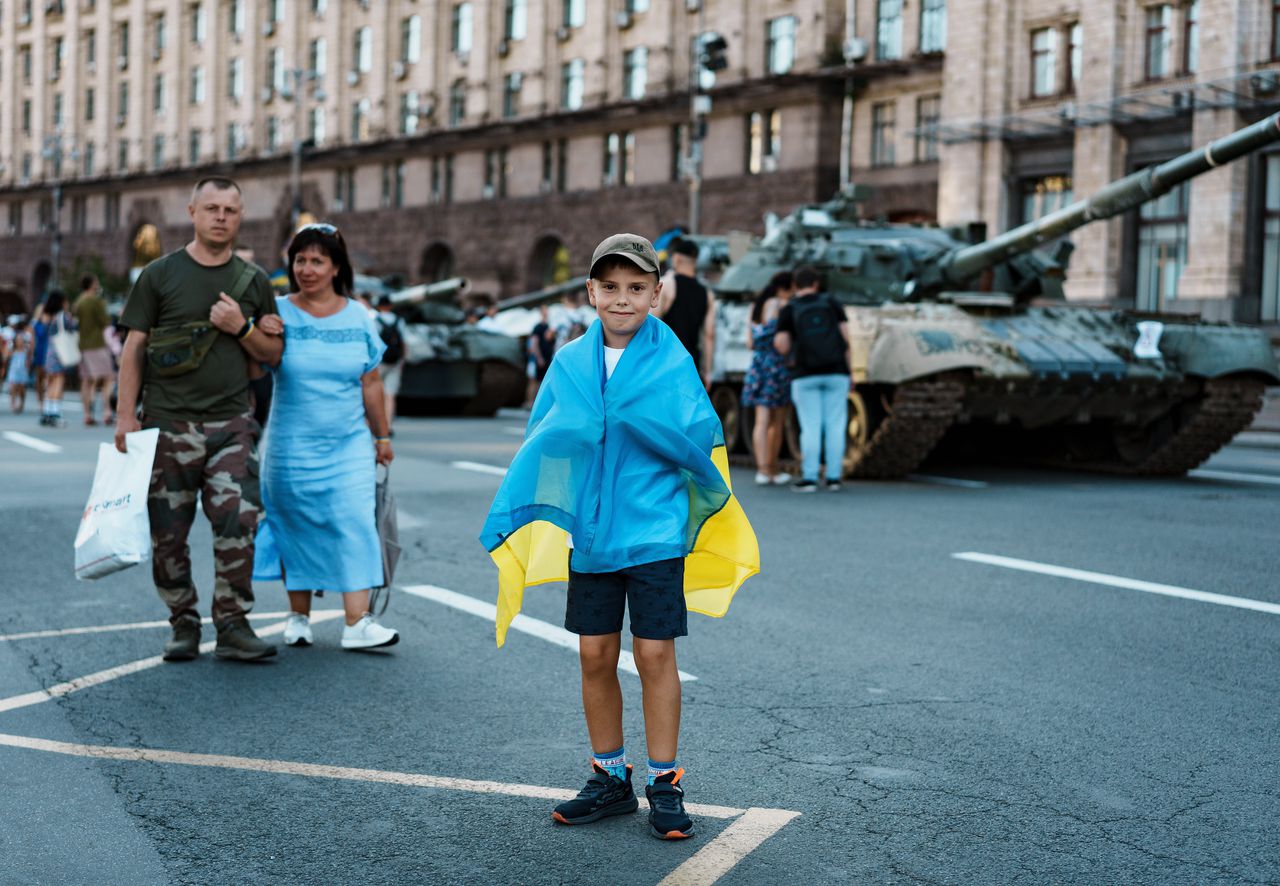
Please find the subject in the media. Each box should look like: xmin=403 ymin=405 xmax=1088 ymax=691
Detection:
xmin=565 ymin=557 xmax=687 ymax=640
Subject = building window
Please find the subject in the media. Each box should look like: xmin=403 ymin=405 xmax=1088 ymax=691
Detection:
xmin=118 ymin=21 xmax=130 ymax=68
xmin=541 ymin=141 xmax=554 ymax=193
xmin=602 ymin=132 xmax=634 ymax=187
xmin=562 ymin=58 xmax=584 ymax=110
xmin=51 ymin=93 xmax=64 ymax=129
xmin=21 ymin=100 xmax=31 ymax=134
xmin=8 ymin=202 xmax=22 ymax=237
xmin=919 ymin=0 xmax=946 ymax=54
xmin=266 ymin=116 xmax=280 ymax=152
xmin=230 ymin=0 xmax=245 ymax=36
xmin=351 ymin=98 xmax=370 ymax=142
xmin=83 ymin=143 xmax=95 ymax=177
xmin=503 ymin=73 xmax=522 ymax=118
xmin=226 ymin=123 xmax=245 ymax=160
xmin=563 ymin=0 xmax=585 ymax=29
xmin=334 ymin=167 xmax=355 ymax=212
xmin=876 ymin=0 xmax=903 ymax=61
xmin=1183 ymin=1 xmax=1199 ymax=74
xmin=1020 ymin=174 xmax=1073 ymax=224
xmin=188 ymin=130 xmax=201 ymax=164
xmin=430 ymin=156 xmax=443 ymax=203
xmin=556 ymin=139 xmax=569 ymax=192
xmin=452 ymin=3 xmax=473 ymax=55
xmin=448 ymin=80 xmax=466 ymax=125
xmin=382 ymin=161 xmax=405 ymax=208
xmin=310 ymin=38 xmax=327 ymax=79
xmin=86 ymin=29 xmax=96 ymax=66
xmin=355 ymin=27 xmax=372 ymax=74
xmin=309 ymin=106 xmax=326 ymax=145
xmin=747 ymin=110 xmax=781 ymax=174
xmin=671 ymin=123 xmax=686 ymax=182
xmin=21 ymin=153 xmax=33 ymax=184
xmin=154 ymin=15 xmax=166 ymax=56
xmin=871 ymin=101 xmax=896 ymax=167
xmin=402 ymin=16 xmax=421 ymax=64
xmin=190 ymin=66 xmax=205 ymax=104
xmin=117 ymin=81 xmax=129 ymax=126
xmin=191 ymin=3 xmax=206 ymax=44
xmin=312 ymin=0 xmax=327 ymax=16
xmin=268 ymin=0 xmax=284 ymax=23
xmin=52 ymin=36 xmax=65 ymax=78
xmin=105 ymin=192 xmax=120 ymax=230
xmin=625 ymin=0 xmax=649 ymax=12
xmin=484 ymin=148 xmax=509 ymax=199
xmin=228 ymin=57 xmax=243 ymax=100
xmin=152 ymin=73 xmax=165 ymax=113
xmin=85 ymin=88 xmax=95 ymax=121
xmin=71 ymin=197 xmax=86 ymax=234
xmin=1135 ymin=180 xmax=1189 ymax=310
xmin=504 ymin=0 xmax=527 ymax=41
xmin=1067 ymin=23 xmax=1082 ymax=93
xmin=152 ymin=135 xmax=166 ymax=169
xmin=400 ymin=91 xmax=421 ymax=135
xmin=1273 ymin=0 xmax=1280 ymax=60
xmin=914 ymin=95 xmax=941 ymax=162
xmin=624 ymin=47 xmax=647 ymax=100
xmin=1263 ymin=154 xmax=1280 ymax=321
xmin=1030 ymin=27 xmax=1057 ymax=97
xmin=1145 ymin=4 xmax=1172 ymax=80
xmin=117 ymin=140 xmax=129 ymax=172
xmin=444 ymin=154 xmax=455 ymax=204
xmin=766 ymin=16 xmax=796 ymax=74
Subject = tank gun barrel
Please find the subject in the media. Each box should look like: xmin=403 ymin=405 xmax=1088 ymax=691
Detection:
xmin=942 ymin=112 xmax=1280 ymax=284
xmin=497 ymin=275 xmax=590 ymax=311
xmin=388 ymin=276 xmax=469 ymax=307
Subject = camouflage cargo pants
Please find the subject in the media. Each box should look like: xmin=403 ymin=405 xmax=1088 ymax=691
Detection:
xmin=145 ymin=414 xmax=261 ymax=626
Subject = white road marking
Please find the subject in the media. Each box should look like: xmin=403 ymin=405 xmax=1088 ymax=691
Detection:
xmin=2 ymin=431 xmax=62 ymax=454
xmin=659 ymin=807 xmax=802 ymax=886
xmin=1189 ymin=469 xmax=1280 ymax=487
xmin=0 ymin=611 xmax=341 ymax=642
xmin=400 ymin=584 xmax=699 ymax=683
xmin=908 ymin=473 xmax=989 ymax=489
xmin=502 ymin=427 xmax=526 ymax=437
xmin=451 ymin=460 xmax=509 ymax=477
xmin=0 ymin=612 xmax=344 ymax=714
xmin=954 ymin=552 xmax=1280 ymax=616
xmin=396 ymin=509 xmax=428 ymax=529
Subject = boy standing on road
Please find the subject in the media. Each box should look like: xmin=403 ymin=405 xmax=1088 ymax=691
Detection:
xmin=115 ymin=177 xmax=284 ymax=663
xmin=480 ymin=234 xmax=759 ymax=840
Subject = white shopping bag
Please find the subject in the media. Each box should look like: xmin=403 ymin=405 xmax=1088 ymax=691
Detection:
xmin=74 ymin=428 xmax=160 ymax=581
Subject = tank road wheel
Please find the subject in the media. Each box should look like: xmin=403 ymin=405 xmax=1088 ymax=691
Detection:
xmin=1107 ymin=375 xmax=1266 ymax=475
xmin=843 ymin=373 xmax=967 ymax=479
xmin=711 ymin=384 xmax=743 ymax=453
xmin=462 ymin=361 xmax=527 ymax=417
xmin=844 ymin=388 xmax=873 ymax=469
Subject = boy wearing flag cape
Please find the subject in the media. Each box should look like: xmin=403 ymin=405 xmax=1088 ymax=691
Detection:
xmin=480 ymin=234 xmax=759 ymax=840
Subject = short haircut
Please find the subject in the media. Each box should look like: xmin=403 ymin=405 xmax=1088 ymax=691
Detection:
xmin=377 ymin=295 xmax=393 ymax=308
xmin=589 ymin=255 xmax=659 ymax=283
xmin=80 ymin=274 xmax=97 ymax=291
xmin=671 ymin=237 xmax=699 ymax=259
xmin=286 ymin=224 xmax=355 ymax=296
xmin=191 ymin=176 xmax=241 ymax=200
xmin=794 ymin=266 xmax=822 ymax=291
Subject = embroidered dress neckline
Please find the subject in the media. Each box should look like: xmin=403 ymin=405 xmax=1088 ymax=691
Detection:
xmin=288 ymin=294 xmax=349 ymax=319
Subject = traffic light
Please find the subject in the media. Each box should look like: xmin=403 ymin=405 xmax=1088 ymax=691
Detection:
xmin=699 ymin=33 xmax=728 ymax=72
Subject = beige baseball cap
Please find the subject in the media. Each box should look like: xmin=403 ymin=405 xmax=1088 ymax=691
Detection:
xmin=590 ymin=233 xmax=660 ymax=275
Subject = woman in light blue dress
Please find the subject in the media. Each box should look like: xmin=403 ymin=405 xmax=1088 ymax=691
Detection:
xmin=253 ymin=223 xmax=400 ymax=650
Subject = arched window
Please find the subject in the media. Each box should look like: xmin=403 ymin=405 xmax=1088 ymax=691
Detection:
xmin=420 ymin=242 xmax=455 ymax=282
xmin=527 ymin=235 xmax=571 ymax=291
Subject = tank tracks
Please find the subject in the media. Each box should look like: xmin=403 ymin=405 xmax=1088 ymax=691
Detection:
xmin=847 ymin=375 xmax=967 ymax=479
xmin=462 ymin=361 xmax=527 ymax=417
xmin=1105 ymin=376 xmax=1265 ymax=475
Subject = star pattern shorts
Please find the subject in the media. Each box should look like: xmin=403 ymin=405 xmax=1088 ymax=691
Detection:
xmin=565 ymin=557 xmax=687 ymax=640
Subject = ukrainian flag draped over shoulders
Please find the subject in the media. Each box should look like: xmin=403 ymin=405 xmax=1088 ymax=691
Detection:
xmin=479 ymin=315 xmax=759 ymax=646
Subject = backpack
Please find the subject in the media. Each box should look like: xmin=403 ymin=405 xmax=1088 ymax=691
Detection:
xmin=789 ymin=295 xmax=845 ymax=371
xmin=378 ymin=316 xmax=405 ymax=364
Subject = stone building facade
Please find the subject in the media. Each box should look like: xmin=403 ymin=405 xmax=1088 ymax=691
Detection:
xmin=0 ymin=0 xmax=1276 ymax=322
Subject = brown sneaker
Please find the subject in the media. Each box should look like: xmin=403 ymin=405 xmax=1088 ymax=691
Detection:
xmin=162 ymin=617 xmax=202 ymax=662
xmin=214 ymin=617 xmax=277 ymax=661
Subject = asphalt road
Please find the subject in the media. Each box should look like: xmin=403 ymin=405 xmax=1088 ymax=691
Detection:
xmin=1 ymin=401 xmax=1277 ymax=885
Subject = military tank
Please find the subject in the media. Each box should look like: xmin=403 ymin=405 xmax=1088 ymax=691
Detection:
xmin=713 ymin=112 xmax=1280 ymax=478
xmin=389 ymin=277 xmax=527 ymax=417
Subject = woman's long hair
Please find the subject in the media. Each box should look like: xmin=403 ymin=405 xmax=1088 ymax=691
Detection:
xmin=286 ymin=223 xmax=355 ymax=296
xmin=750 ymin=271 xmax=794 ymax=324
xmin=43 ymin=289 xmax=66 ymax=316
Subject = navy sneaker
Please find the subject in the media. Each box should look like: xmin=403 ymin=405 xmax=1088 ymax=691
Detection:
xmin=552 ymin=763 xmax=639 ymax=825
xmin=645 ymin=769 xmax=694 ymax=839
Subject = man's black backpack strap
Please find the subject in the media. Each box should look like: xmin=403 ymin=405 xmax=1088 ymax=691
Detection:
xmin=790 ymin=294 xmax=846 ymax=371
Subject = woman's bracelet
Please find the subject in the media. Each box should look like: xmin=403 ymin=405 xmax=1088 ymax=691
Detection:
xmin=375 ymin=436 xmax=391 ymax=444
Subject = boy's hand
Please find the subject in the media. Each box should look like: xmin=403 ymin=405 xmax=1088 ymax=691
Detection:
xmin=258 ymin=314 xmax=284 ymax=336
xmin=114 ymin=414 xmax=141 ymax=453
xmin=210 ymin=293 xmax=246 ymax=334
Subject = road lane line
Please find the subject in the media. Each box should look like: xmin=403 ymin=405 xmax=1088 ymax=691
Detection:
xmin=954 ymin=552 xmax=1280 ymax=616
xmin=908 ymin=474 xmax=989 ymax=489
xmin=502 ymin=427 xmax=526 ymax=437
xmin=451 ymin=460 xmax=509 ymax=477
xmin=659 ymin=807 xmax=802 ymax=886
xmin=1189 ymin=469 xmax=1280 ymax=487
xmin=0 ymin=731 xmax=752 ymax=819
xmin=400 ymin=584 xmax=698 ymax=683
xmin=396 ymin=509 xmax=428 ymax=529
xmin=0 ymin=612 xmax=344 ymax=714
xmin=0 ymin=611 xmax=343 ymax=642
xmin=2 ymin=431 xmax=63 ymax=454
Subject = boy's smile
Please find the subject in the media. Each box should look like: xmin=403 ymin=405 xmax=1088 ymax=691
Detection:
xmin=587 ymin=265 xmax=662 ymax=349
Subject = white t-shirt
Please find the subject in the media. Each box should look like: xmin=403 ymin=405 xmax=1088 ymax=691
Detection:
xmin=604 ymin=345 xmax=625 ymax=380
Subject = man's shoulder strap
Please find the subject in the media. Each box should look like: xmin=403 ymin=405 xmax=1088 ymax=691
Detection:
xmin=226 ymin=256 xmax=260 ymax=304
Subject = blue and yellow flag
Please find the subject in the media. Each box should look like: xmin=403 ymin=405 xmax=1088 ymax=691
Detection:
xmin=479 ymin=316 xmax=759 ymax=646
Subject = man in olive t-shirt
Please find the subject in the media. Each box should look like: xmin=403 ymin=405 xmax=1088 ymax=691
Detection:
xmin=116 ymin=177 xmax=284 ymax=663
xmin=73 ymin=274 xmax=115 ymax=425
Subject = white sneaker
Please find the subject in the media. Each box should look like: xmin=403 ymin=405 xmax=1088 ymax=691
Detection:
xmin=771 ymin=472 xmax=793 ymax=485
xmin=282 ymin=614 xmax=312 ymax=647
xmin=341 ymin=615 xmax=400 ymax=650
xmin=754 ymin=472 xmax=772 ymax=486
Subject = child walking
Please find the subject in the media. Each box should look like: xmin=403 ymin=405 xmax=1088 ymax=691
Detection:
xmin=5 ymin=320 xmax=32 ymax=414
xmin=481 ymin=234 xmax=759 ymax=840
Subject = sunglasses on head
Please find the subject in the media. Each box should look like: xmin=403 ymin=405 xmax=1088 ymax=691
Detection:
xmin=298 ymin=222 xmax=340 ymax=236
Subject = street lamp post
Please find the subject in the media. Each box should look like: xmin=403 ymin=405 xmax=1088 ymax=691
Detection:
xmin=286 ymin=68 xmax=324 ymax=231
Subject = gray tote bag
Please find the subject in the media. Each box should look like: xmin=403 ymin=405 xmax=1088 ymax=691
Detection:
xmin=371 ymin=465 xmax=401 ymax=613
